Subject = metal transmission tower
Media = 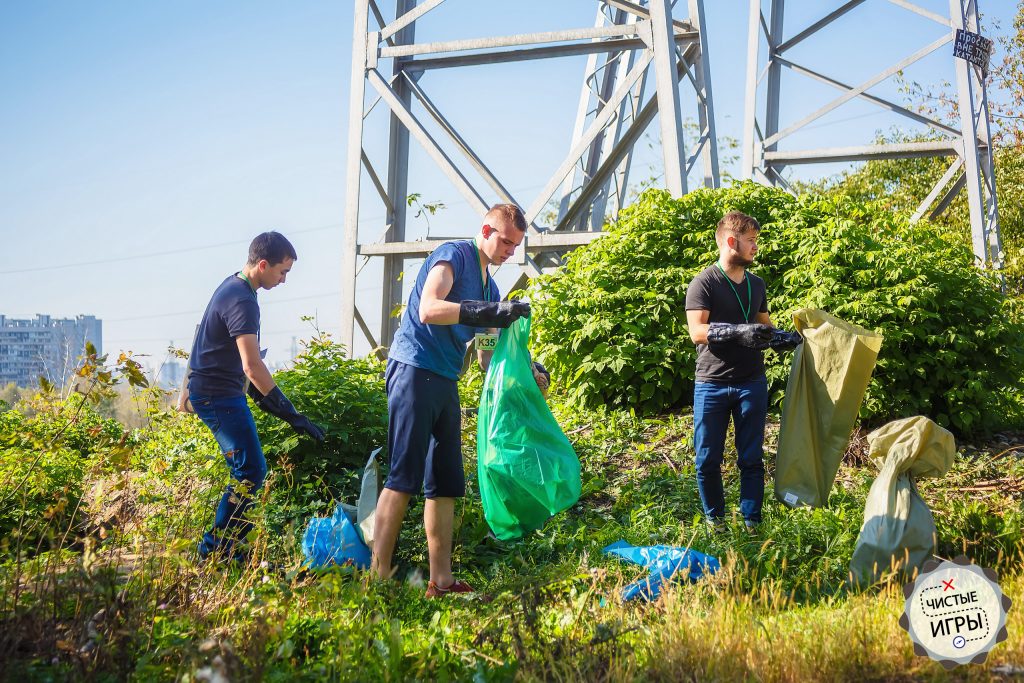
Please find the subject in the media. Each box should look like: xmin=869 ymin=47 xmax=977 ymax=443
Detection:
xmin=556 ymin=0 xmax=720 ymax=234
xmin=340 ymin=0 xmax=720 ymax=354
xmin=742 ymin=0 xmax=1001 ymax=269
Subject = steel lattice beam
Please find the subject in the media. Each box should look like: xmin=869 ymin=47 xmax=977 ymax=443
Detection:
xmin=340 ymin=0 xmax=720 ymax=353
xmin=743 ymin=0 xmax=1002 ymax=270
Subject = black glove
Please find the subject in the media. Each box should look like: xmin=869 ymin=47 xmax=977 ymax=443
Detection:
xmin=458 ymin=299 xmax=530 ymax=329
xmin=706 ymin=322 xmax=774 ymax=350
xmin=246 ymin=382 xmax=263 ymax=406
xmin=249 ymin=386 xmax=326 ymax=442
xmin=768 ymin=329 xmax=803 ymax=352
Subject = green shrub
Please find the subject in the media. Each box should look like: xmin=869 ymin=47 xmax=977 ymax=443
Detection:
xmin=529 ymin=183 xmax=1024 ymax=434
xmin=252 ymin=333 xmax=387 ymax=488
xmin=802 ymin=133 xmax=1024 ymax=296
xmin=0 ymin=393 xmax=127 ymax=549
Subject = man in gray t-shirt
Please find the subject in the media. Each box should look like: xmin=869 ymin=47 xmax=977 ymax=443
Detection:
xmin=684 ymin=211 xmax=800 ymax=532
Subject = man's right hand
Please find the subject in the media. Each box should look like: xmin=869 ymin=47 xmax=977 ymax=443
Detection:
xmin=706 ymin=322 xmax=774 ymax=349
xmin=248 ymin=385 xmax=326 ymax=442
xmin=458 ymin=299 xmax=530 ymax=328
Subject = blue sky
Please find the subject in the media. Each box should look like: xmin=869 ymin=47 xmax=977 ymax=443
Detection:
xmin=1 ymin=1 xmax=1014 ymax=371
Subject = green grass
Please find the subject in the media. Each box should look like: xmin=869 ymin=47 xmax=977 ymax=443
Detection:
xmin=1 ymin=391 xmax=1022 ymax=681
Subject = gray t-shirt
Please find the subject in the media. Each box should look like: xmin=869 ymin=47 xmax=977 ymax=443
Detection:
xmin=684 ymin=264 xmax=769 ymax=383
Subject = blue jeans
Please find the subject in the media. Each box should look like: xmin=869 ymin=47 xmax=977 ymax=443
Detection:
xmin=190 ymin=393 xmax=267 ymax=559
xmin=693 ymin=379 xmax=768 ymax=523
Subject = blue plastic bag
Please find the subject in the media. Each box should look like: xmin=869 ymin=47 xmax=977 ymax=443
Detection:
xmin=301 ymin=504 xmax=371 ymax=569
xmin=603 ymin=540 xmax=720 ymax=601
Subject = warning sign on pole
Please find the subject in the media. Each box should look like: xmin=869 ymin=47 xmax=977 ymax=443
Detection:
xmin=953 ymin=29 xmax=993 ymax=74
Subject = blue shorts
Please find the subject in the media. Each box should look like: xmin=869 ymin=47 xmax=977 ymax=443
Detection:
xmin=384 ymin=359 xmax=465 ymax=498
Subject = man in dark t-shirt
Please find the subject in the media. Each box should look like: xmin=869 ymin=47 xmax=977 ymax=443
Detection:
xmin=187 ymin=231 xmax=324 ymax=562
xmin=684 ymin=211 xmax=800 ymax=532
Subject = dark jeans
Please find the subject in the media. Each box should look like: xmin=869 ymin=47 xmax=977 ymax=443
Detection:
xmin=190 ymin=393 xmax=267 ymax=559
xmin=693 ymin=378 xmax=768 ymax=523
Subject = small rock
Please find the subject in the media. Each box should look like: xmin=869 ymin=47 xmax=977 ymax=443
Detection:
xmin=992 ymin=663 xmax=1024 ymax=676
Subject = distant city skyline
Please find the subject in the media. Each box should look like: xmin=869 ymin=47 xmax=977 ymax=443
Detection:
xmin=0 ymin=314 xmax=102 ymax=388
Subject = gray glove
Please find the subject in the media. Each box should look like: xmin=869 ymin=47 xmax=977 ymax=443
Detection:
xmin=458 ymin=300 xmax=530 ymax=329
xmin=768 ymin=329 xmax=803 ymax=352
xmin=248 ymin=385 xmax=326 ymax=442
xmin=707 ymin=322 xmax=774 ymax=350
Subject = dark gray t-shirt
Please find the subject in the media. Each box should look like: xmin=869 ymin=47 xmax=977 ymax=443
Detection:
xmin=684 ymin=264 xmax=769 ymax=383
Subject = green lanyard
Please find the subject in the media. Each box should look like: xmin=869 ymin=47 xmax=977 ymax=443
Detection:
xmin=716 ymin=262 xmax=751 ymax=322
xmin=237 ymin=272 xmax=257 ymax=297
xmin=471 ymin=240 xmax=491 ymax=302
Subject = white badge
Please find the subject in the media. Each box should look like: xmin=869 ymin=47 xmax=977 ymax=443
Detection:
xmin=474 ymin=332 xmax=498 ymax=351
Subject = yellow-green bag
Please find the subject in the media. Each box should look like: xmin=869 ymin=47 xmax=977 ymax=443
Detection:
xmin=849 ymin=416 xmax=955 ymax=584
xmin=775 ymin=309 xmax=883 ymax=508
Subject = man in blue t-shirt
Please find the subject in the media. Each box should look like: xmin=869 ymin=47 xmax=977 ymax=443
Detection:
xmin=373 ymin=204 xmax=547 ymax=597
xmin=188 ymin=231 xmax=324 ymax=562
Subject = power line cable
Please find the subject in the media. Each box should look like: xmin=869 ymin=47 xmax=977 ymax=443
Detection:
xmin=3 ymin=179 xmax=556 ymax=276
xmin=0 ymin=220 xmax=360 ymax=275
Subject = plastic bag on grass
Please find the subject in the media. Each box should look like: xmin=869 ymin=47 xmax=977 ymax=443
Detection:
xmin=604 ymin=540 xmax=720 ymax=602
xmin=775 ymin=308 xmax=883 ymax=508
xmin=477 ymin=315 xmax=581 ymax=540
xmin=357 ymin=447 xmax=382 ymax=547
xmin=301 ymin=504 xmax=371 ymax=569
xmin=300 ymin=447 xmax=381 ymax=569
xmin=849 ymin=416 xmax=954 ymax=585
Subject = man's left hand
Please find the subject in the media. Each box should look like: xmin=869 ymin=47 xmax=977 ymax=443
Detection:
xmin=768 ymin=329 xmax=803 ymax=352
xmin=532 ymin=361 xmax=551 ymax=395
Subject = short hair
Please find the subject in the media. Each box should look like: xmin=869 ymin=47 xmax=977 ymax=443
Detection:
xmin=485 ymin=204 xmax=528 ymax=232
xmin=247 ymin=231 xmax=297 ymax=266
xmin=716 ymin=211 xmax=760 ymax=239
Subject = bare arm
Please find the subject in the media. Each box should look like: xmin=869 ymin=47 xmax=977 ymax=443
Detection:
xmin=686 ymin=309 xmax=711 ymax=345
xmin=477 ymin=346 xmax=494 ymax=371
xmin=419 ymin=262 xmax=461 ymax=325
xmin=755 ymin=311 xmax=773 ymax=327
xmin=236 ymin=334 xmax=275 ymax=395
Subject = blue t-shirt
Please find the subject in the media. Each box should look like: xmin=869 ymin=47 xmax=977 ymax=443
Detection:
xmin=188 ymin=274 xmax=260 ymax=397
xmin=389 ymin=240 xmax=501 ymax=380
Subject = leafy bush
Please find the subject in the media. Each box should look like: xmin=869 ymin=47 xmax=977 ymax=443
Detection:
xmin=802 ymin=132 xmax=1024 ymax=295
xmin=529 ymin=183 xmax=1024 ymax=434
xmin=0 ymin=394 xmax=127 ymax=549
xmin=252 ymin=333 xmax=387 ymax=487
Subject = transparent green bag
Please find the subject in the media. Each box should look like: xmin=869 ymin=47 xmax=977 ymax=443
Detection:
xmin=477 ymin=316 xmax=581 ymax=541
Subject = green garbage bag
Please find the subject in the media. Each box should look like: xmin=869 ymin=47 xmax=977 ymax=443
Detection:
xmin=850 ymin=416 xmax=955 ymax=585
xmin=775 ymin=309 xmax=883 ymax=508
xmin=478 ymin=316 xmax=581 ymax=541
